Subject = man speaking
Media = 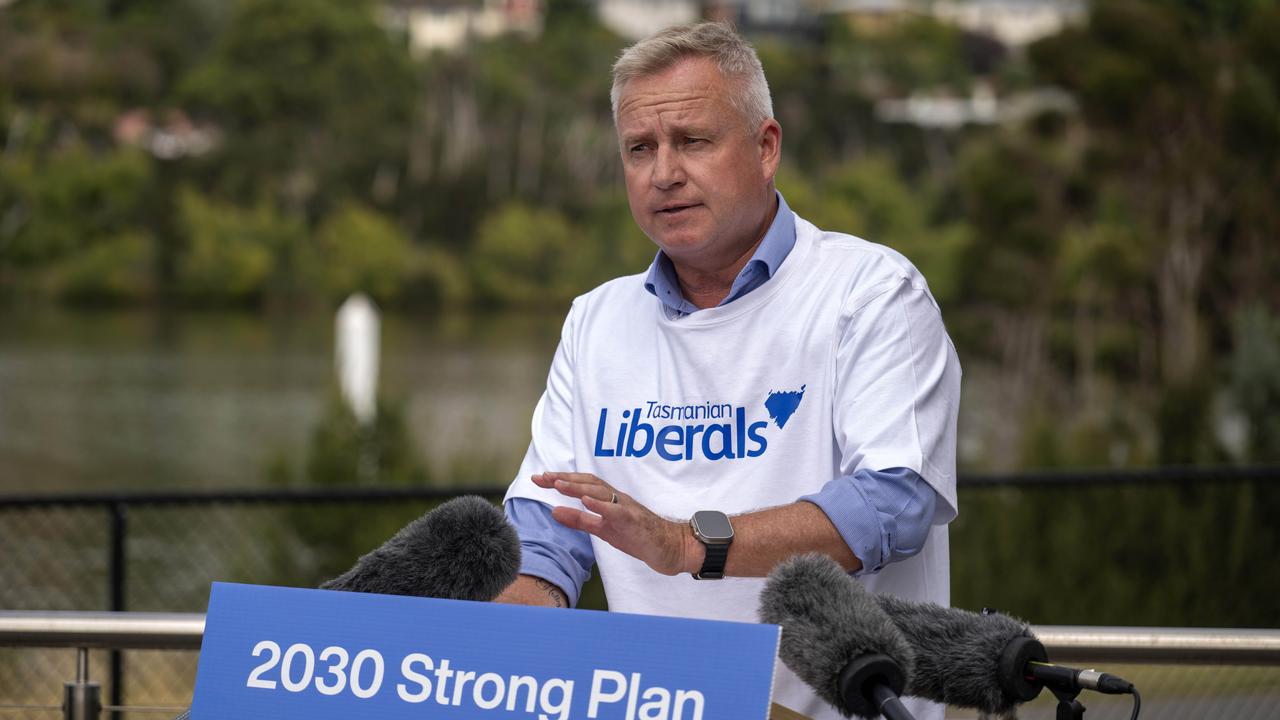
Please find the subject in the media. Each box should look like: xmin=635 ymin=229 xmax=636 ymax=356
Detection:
xmin=496 ymin=22 xmax=961 ymax=720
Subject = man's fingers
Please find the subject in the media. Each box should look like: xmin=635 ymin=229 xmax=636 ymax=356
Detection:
xmin=535 ymin=473 xmax=617 ymax=504
xmin=556 ymin=479 xmax=619 ymax=503
xmin=531 ymin=472 xmax=591 ymax=487
xmin=581 ymin=494 xmax=621 ymax=515
xmin=532 ymin=471 xmax=597 ymax=488
xmin=551 ymin=478 xmax=591 ymax=498
xmin=551 ymin=505 xmax=605 ymax=534
xmin=549 ymin=472 xmax=601 ymax=483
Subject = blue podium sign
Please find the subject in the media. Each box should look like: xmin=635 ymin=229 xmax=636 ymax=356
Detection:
xmin=191 ymin=582 xmax=780 ymax=719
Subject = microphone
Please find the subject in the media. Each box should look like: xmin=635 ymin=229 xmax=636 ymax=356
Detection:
xmin=768 ymin=554 xmax=1136 ymax=716
xmin=760 ymin=553 xmax=917 ymax=720
xmin=871 ymin=590 xmax=1041 ymax=713
xmin=320 ymin=494 xmax=521 ymax=601
xmin=872 ymin=595 xmax=1136 ymax=711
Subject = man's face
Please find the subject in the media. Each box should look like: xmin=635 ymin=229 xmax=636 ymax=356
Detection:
xmin=615 ymin=57 xmax=780 ymax=268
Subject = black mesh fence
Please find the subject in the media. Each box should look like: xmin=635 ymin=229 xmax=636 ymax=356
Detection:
xmin=1 ymin=472 xmax=1279 ymax=719
xmin=0 ymin=489 xmax=502 ymax=720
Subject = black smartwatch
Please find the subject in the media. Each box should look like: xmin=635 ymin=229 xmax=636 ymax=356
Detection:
xmin=690 ymin=510 xmax=734 ymax=580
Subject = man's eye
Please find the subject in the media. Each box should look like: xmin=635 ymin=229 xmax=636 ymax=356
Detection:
xmin=629 ymin=144 xmax=649 ymax=153
xmin=684 ymin=137 xmax=705 ymax=145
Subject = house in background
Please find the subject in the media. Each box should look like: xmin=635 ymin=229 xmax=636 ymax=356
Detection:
xmin=827 ymin=0 xmax=1084 ymax=48
xmin=596 ymin=0 xmax=700 ymax=40
xmin=380 ymin=0 xmax=544 ymax=55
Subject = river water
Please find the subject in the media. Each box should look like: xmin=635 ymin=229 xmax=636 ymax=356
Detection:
xmin=0 ymin=306 xmax=561 ymax=493
xmin=1 ymin=305 xmax=1024 ymax=494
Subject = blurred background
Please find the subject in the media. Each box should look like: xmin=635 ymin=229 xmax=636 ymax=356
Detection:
xmin=0 ymin=0 xmax=1278 ymax=717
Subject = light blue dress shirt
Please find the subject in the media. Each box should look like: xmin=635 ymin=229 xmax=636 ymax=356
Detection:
xmin=505 ymin=192 xmax=937 ymax=606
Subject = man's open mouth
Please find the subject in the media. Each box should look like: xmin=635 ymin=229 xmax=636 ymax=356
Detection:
xmin=658 ymin=204 xmax=698 ymax=215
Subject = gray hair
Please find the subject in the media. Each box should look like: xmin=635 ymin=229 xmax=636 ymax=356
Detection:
xmin=610 ymin=22 xmax=774 ymax=131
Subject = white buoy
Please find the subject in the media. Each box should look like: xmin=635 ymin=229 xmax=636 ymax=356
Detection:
xmin=335 ymin=293 xmax=380 ymax=426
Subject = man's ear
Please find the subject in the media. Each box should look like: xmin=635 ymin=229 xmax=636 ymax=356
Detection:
xmin=758 ymin=118 xmax=782 ymax=181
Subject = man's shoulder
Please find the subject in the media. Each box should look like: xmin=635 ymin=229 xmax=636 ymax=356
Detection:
xmin=792 ymin=214 xmax=928 ymax=293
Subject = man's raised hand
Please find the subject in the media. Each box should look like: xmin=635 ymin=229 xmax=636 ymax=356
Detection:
xmin=531 ymin=472 xmax=702 ymax=577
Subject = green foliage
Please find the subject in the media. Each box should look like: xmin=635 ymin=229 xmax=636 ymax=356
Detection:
xmin=469 ymin=202 xmax=583 ymax=307
xmin=307 ymin=202 xmax=414 ymax=302
xmin=401 ymin=244 xmax=472 ymax=308
xmin=49 ymin=230 xmax=153 ymax=303
xmin=952 ymin=481 xmax=1280 ymax=627
xmin=579 ymin=190 xmax=659 ymax=278
xmin=175 ymin=188 xmax=299 ymax=303
xmin=2 ymin=0 xmax=1278 ymax=475
xmin=303 ymin=398 xmax=426 ymax=489
xmin=1229 ymin=305 xmax=1280 ymax=462
xmin=180 ymin=0 xmax=415 ymax=212
xmin=268 ymin=397 xmax=431 ymax=586
xmin=0 ymin=145 xmax=151 ymax=266
xmin=953 ymin=135 xmax=1070 ymax=309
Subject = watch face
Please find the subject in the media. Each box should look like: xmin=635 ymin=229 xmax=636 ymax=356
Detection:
xmin=692 ymin=511 xmax=734 ymax=542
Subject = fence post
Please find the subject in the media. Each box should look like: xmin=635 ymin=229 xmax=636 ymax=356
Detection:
xmin=108 ymin=502 xmax=127 ymax=720
xmin=62 ymin=647 xmax=101 ymax=720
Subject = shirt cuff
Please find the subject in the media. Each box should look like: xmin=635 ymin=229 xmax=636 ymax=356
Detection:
xmin=798 ymin=467 xmax=937 ymax=576
xmin=504 ymin=497 xmax=595 ymax=606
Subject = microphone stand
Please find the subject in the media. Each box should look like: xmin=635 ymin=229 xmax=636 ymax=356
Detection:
xmin=1048 ymin=684 xmax=1086 ymax=720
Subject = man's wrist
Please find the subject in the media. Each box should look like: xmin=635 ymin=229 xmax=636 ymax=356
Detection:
xmin=683 ymin=521 xmax=707 ymax=575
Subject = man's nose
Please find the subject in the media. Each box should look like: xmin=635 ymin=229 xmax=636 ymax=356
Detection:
xmin=652 ymin=144 xmax=685 ymax=189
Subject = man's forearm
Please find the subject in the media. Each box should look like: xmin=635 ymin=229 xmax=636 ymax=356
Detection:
xmin=534 ymin=472 xmax=864 ymax=578
xmin=493 ymin=574 xmax=570 ymax=608
xmin=682 ymin=502 xmax=863 ymax=577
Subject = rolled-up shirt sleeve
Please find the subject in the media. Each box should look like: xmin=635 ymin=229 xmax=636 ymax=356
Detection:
xmin=504 ymin=497 xmax=595 ymax=606
xmin=799 ymin=467 xmax=937 ymax=576
xmin=832 ymin=277 xmax=961 ymax=523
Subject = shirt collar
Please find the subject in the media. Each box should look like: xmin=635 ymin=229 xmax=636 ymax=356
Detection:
xmin=643 ymin=191 xmax=796 ymax=316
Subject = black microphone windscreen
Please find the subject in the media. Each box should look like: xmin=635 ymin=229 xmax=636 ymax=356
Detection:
xmin=873 ymin=594 xmax=1035 ymax=715
xmin=320 ymin=495 xmax=520 ymax=601
xmin=760 ymin=554 xmax=915 ymax=718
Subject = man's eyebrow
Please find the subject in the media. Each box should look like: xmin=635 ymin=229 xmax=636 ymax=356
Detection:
xmin=620 ymin=119 xmax=716 ymax=141
xmin=619 ymin=130 xmax=652 ymax=146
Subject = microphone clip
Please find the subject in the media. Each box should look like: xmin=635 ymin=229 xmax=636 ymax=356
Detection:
xmin=837 ymin=654 xmax=914 ymax=720
xmin=996 ymin=636 xmax=1087 ymax=719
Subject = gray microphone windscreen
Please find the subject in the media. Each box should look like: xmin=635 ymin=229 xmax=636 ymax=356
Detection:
xmin=874 ymin=594 xmax=1035 ymax=715
xmin=760 ymin=553 xmax=915 ymax=718
xmin=320 ymin=495 xmax=520 ymax=601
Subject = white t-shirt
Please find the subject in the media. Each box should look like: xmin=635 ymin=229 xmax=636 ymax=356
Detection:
xmin=505 ymin=214 xmax=962 ymax=720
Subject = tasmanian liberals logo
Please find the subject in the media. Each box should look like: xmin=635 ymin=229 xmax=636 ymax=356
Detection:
xmin=593 ymin=385 xmax=806 ymax=461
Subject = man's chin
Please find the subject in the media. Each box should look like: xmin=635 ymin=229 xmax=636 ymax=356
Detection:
xmin=650 ymin=232 xmax=707 ymax=253
xmin=646 ymin=220 xmax=711 ymax=249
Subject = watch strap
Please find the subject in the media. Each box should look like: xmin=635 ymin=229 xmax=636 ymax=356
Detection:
xmin=695 ymin=542 xmax=729 ymax=580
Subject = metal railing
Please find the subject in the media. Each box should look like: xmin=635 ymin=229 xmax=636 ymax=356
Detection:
xmin=0 ymin=613 xmax=204 ymax=718
xmin=2 ymin=611 xmax=1279 ymax=718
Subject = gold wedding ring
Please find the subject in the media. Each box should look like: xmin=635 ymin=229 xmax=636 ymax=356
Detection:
xmin=610 ymin=492 xmax=618 ymax=504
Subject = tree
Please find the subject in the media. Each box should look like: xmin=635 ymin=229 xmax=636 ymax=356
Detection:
xmin=1031 ymin=0 xmax=1280 ymax=461
xmin=308 ymin=202 xmax=413 ymax=302
xmin=181 ymin=0 xmax=415 ymax=219
xmin=175 ymin=188 xmax=300 ymax=304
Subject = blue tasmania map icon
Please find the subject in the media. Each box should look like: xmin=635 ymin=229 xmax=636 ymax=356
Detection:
xmin=764 ymin=385 xmax=806 ymax=429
